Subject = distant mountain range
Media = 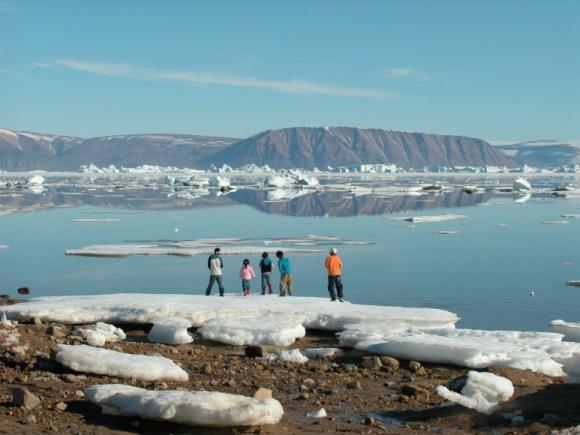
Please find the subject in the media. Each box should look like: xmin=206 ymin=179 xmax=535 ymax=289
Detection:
xmin=0 ymin=129 xmax=236 ymax=171
xmin=496 ymin=140 xmax=580 ymax=168
xmin=4 ymin=125 xmax=566 ymax=171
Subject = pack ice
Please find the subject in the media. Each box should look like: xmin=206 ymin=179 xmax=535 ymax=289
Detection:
xmin=85 ymin=385 xmax=284 ymax=427
xmin=355 ymin=328 xmax=580 ymax=376
xmin=56 ymin=344 xmax=188 ymax=382
xmin=3 ymin=294 xmax=457 ymax=348
xmin=436 ymin=371 xmax=514 ymax=415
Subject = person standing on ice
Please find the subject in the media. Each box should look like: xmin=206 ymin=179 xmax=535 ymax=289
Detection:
xmin=259 ymin=252 xmax=273 ymax=295
xmin=276 ymin=250 xmax=293 ymax=296
xmin=325 ymin=248 xmax=344 ymax=302
xmin=239 ymin=259 xmax=256 ymax=296
xmin=205 ymin=248 xmax=225 ymax=296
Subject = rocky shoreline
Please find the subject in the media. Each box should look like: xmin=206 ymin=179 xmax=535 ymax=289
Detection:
xmin=1 ymin=297 xmax=579 ymax=434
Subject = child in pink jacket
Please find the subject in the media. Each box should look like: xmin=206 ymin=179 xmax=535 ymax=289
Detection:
xmin=239 ymin=259 xmax=256 ymax=296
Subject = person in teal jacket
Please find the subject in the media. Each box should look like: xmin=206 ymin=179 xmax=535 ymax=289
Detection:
xmin=275 ymin=250 xmax=293 ymax=296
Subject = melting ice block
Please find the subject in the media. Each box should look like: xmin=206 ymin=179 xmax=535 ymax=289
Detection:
xmin=85 ymin=385 xmax=284 ymax=427
xmin=198 ymin=314 xmax=306 ymax=347
xmin=301 ymin=347 xmax=338 ymax=359
xmin=436 ymin=371 xmax=514 ymax=415
xmin=356 ymin=328 xmax=580 ymax=376
xmin=56 ymin=344 xmax=188 ymax=382
xmin=76 ymin=322 xmax=126 ymax=347
xmin=264 ymin=349 xmax=309 ymax=364
xmin=148 ymin=318 xmax=193 ymax=345
xmin=555 ymin=353 xmax=580 ymax=383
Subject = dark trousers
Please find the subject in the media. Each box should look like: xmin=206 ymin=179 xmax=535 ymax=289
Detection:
xmin=328 ymin=275 xmax=343 ymax=300
xmin=206 ymin=275 xmax=224 ymax=296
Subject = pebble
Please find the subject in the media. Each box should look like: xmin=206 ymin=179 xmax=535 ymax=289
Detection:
xmin=253 ymin=387 xmax=273 ymax=399
xmin=55 ymin=401 xmax=68 ymax=411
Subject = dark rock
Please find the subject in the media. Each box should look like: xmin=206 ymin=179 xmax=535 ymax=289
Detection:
xmin=12 ymin=387 xmax=41 ymax=410
xmin=401 ymin=384 xmax=430 ymax=402
xmin=17 ymin=287 xmax=31 ymax=295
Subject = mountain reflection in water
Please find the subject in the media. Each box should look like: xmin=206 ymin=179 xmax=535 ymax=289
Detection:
xmin=0 ymin=186 xmax=493 ymax=218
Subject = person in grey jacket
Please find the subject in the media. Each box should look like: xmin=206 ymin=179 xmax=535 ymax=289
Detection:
xmin=205 ymin=247 xmax=225 ymax=296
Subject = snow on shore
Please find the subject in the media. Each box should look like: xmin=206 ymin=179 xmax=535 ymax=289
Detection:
xmin=85 ymin=385 xmax=284 ymax=427
xmin=56 ymin=344 xmax=189 ymax=382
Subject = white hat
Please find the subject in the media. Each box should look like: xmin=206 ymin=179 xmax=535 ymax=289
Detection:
xmin=329 ymin=248 xmax=337 ymax=255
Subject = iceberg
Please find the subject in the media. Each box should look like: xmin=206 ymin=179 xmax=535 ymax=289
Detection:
xmin=198 ymin=314 xmax=306 ymax=347
xmin=27 ymin=175 xmax=45 ymax=185
xmin=209 ymin=175 xmax=231 ymax=188
xmin=395 ymin=214 xmax=467 ymax=223
xmin=56 ymin=344 xmax=188 ymax=381
xmin=148 ymin=318 xmax=193 ymax=345
xmin=513 ymin=177 xmax=532 ymax=192
xmin=85 ymin=385 xmax=284 ymax=427
xmin=436 ymin=371 xmax=514 ymax=415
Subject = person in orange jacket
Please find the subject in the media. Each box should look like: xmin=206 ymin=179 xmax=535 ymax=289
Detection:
xmin=325 ymin=248 xmax=344 ymax=302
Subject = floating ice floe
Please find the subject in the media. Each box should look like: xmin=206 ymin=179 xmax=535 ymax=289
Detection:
xmin=436 ymin=371 xmax=514 ymax=415
xmin=70 ymin=218 xmax=120 ymax=223
xmin=76 ymin=322 xmax=126 ymax=347
xmin=198 ymin=314 xmax=306 ymax=347
xmin=264 ymin=349 xmax=309 ymax=364
xmin=148 ymin=318 xmax=193 ymax=345
xmin=85 ymin=385 xmax=284 ymax=427
xmin=566 ymin=280 xmax=580 ymax=288
xmin=542 ymin=220 xmax=569 ymax=225
xmin=0 ymin=245 xmax=9 ymax=250
xmin=65 ymin=244 xmax=322 ymax=258
xmin=513 ymin=178 xmax=532 ymax=192
xmin=56 ymin=344 xmax=188 ymax=381
xmin=390 ymin=214 xmax=467 ymax=223
xmin=561 ymin=214 xmax=580 ymax=219
xmin=266 ymin=188 xmax=309 ymax=202
xmin=301 ymin=347 xmax=338 ymax=359
xmin=433 ymin=230 xmax=460 ymax=235
xmin=356 ymin=328 xmax=580 ymax=376
xmin=551 ymin=320 xmax=580 ymax=342
xmin=514 ymin=192 xmax=531 ymax=204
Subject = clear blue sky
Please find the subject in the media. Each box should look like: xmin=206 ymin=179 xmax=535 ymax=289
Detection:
xmin=1 ymin=0 xmax=578 ymax=142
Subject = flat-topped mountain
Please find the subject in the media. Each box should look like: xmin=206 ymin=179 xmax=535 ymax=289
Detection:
xmin=202 ymin=127 xmax=515 ymax=169
xmin=496 ymin=140 xmax=580 ymax=168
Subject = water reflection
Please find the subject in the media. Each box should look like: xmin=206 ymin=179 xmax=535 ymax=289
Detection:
xmin=0 ymin=186 xmax=493 ymax=218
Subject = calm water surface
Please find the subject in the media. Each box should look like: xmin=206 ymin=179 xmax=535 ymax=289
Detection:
xmin=1 ymin=175 xmax=579 ymax=333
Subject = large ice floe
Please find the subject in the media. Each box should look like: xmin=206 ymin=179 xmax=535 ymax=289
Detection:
xmin=386 ymin=213 xmax=467 ymax=223
xmin=4 ymin=294 xmax=457 ymax=346
xmin=85 ymin=385 xmax=284 ymax=427
xmin=55 ymin=344 xmax=189 ymax=381
xmin=354 ymin=328 xmax=580 ymax=376
xmin=64 ymin=235 xmax=364 ymax=257
xmin=550 ymin=320 xmax=580 ymax=342
xmin=436 ymin=371 xmax=514 ymax=415
xmin=555 ymin=354 xmax=580 ymax=383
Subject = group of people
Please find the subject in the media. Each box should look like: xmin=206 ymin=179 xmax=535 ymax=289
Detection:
xmin=205 ymin=247 xmax=345 ymax=302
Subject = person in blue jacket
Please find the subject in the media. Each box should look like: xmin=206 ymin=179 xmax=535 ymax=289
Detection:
xmin=259 ymin=252 xmax=273 ymax=295
xmin=275 ymin=250 xmax=293 ymax=296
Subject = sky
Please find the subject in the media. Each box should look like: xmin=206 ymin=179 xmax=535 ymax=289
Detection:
xmin=1 ymin=0 xmax=579 ymax=142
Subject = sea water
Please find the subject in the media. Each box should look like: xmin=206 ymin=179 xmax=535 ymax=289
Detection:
xmin=0 ymin=174 xmax=579 ymax=332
